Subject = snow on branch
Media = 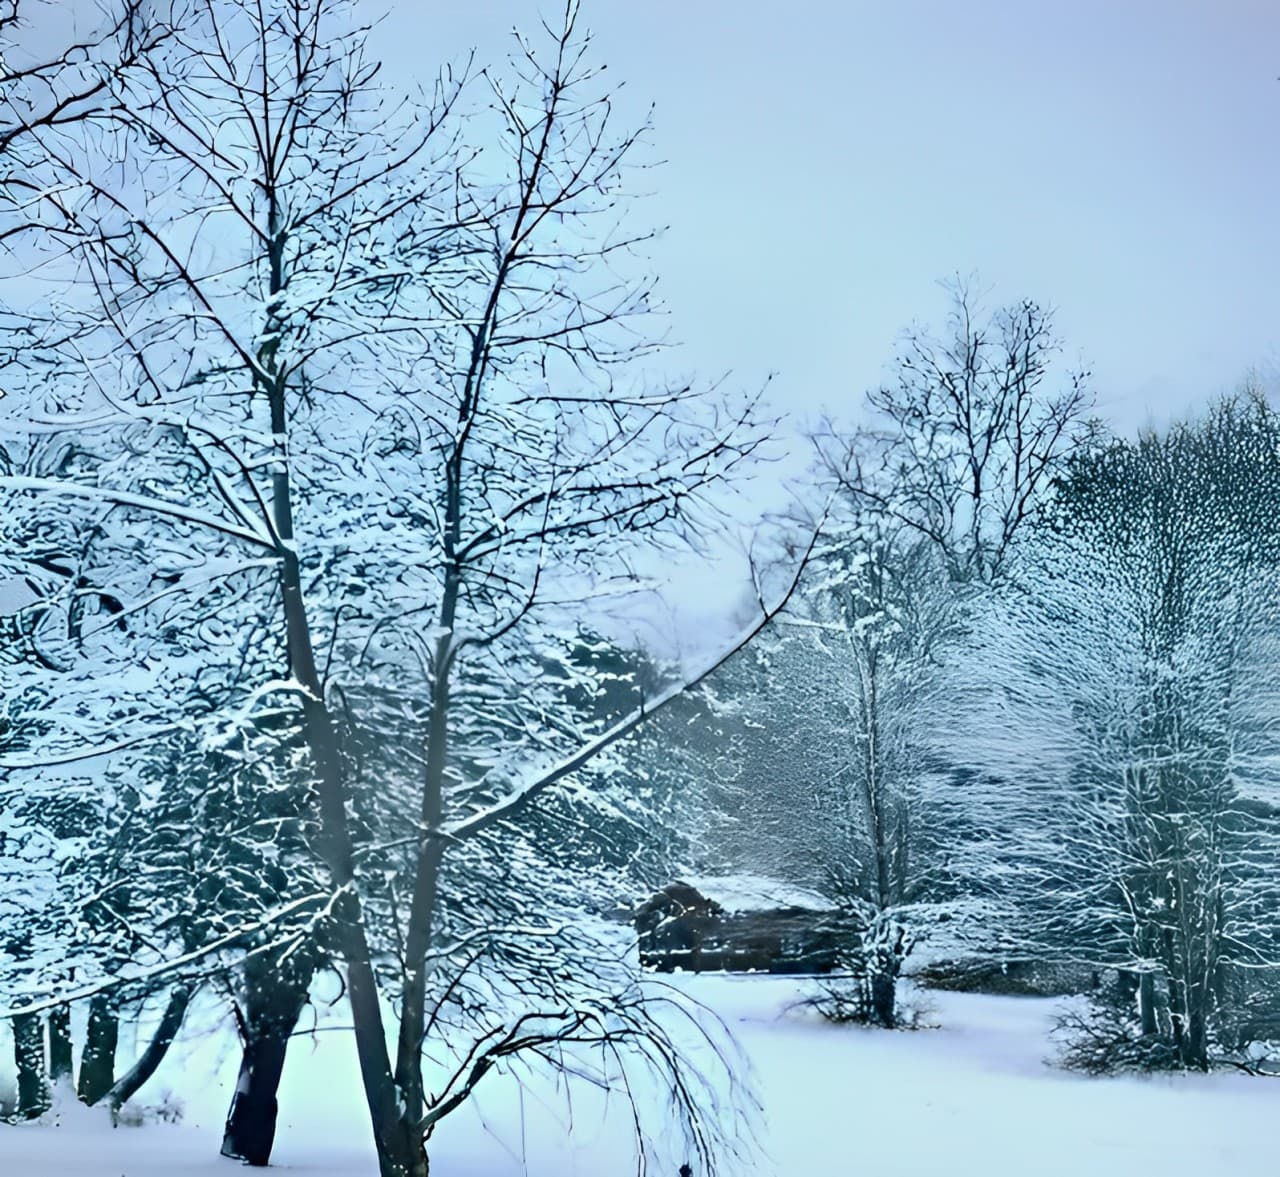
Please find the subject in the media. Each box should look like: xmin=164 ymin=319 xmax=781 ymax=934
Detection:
xmin=445 ymin=507 xmax=828 ymax=841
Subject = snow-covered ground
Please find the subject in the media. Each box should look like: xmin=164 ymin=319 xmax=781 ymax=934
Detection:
xmin=1 ymin=976 xmax=1275 ymax=1176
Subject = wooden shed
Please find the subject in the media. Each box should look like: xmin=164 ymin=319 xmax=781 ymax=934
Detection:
xmin=634 ymin=875 xmax=854 ymax=975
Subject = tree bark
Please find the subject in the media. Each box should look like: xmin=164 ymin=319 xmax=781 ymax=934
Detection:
xmin=13 ymin=1012 xmax=49 ymax=1119
xmin=1184 ymin=1004 xmax=1208 ymax=1071
xmin=221 ymin=1032 xmax=291 ymax=1165
xmin=869 ymin=968 xmax=897 ymax=1029
xmin=1137 ymin=973 xmax=1158 ymax=1037
xmin=76 ymin=995 xmax=118 ymax=1105
xmin=288 ymin=564 xmax=427 ymax=1177
xmin=265 ymin=403 xmax=426 ymax=1177
xmin=221 ymin=947 xmax=323 ymax=1165
xmin=47 ymin=1005 xmax=73 ymax=1085
xmin=105 ymin=984 xmax=193 ymax=1114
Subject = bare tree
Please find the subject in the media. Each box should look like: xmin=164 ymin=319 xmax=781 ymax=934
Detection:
xmin=668 ymin=515 xmax=978 ymax=1028
xmin=0 ymin=2 xmax=808 ymax=1172
xmin=816 ymin=278 xmax=1092 ymax=583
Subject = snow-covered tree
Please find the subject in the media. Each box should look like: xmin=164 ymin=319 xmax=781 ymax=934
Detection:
xmin=793 ymin=527 xmax=970 ymax=1025
xmin=1 ymin=0 xmax=195 ymax=1117
xmin=0 ymin=1 xmax=796 ymax=1171
xmin=960 ymin=395 xmax=1280 ymax=1070
xmin=0 ymin=430 xmax=213 ymax=1115
xmin=660 ymin=286 xmax=1092 ymax=1025
xmin=664 ymin=520 xmax=973 ymax=1026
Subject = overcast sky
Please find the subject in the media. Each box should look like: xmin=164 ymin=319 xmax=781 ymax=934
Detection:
xmin=372 ymin=1 xmax=1280 ymax=427
xmin=367 ymin=2 xmax=1280 ymax=654
xmin=31 ymin=1 xmax=1277 ymax=651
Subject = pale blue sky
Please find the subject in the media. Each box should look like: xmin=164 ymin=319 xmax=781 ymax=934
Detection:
xmin=32 ymin=1 xmax=1280 ymax=649
xmin=370 ymin=2 xmax=1280 ymax=649
xmin=372 ymin=0 xmax=1280 ymax=435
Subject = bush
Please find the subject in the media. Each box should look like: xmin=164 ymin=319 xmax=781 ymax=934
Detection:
xmin=803 ymin=975 xmax=936 ymax=1030
xmin=1053 ymin=991 xmax=1182 ymax=1075
xmin=1055 ymin=967 xmax=1280 ymax=1075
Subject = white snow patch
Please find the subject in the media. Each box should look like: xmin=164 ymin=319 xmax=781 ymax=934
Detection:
xmin=1 ymin=979 xmax=1276 ymax=1175
xmin=682 ymin=873 xmax=836 ymax=913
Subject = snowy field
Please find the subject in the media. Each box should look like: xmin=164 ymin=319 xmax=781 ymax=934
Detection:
xmin=1 ymin=976 xmax=1274 ymax=1177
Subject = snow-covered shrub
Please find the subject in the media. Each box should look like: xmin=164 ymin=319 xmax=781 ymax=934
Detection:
xmin=805 ymin=970 xmax=936 ymax=1031
xmin=110 ymin=1090 xmax=184 ymax=1128
xmin=1054 ymin=987 xmax=1183 ymax=1075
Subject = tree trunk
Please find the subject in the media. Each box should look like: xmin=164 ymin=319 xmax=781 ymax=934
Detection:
xmin=869 ymin=967 xmax=897 ymax=1029
xmin=1178 ymin=968 xmax=1210 ymax=1071
xmin=104 ymin=985 xmax=193 ymax=1114
xmin=1183 ymin=1004 xmax=1209 ymax=1071
xmin=47 ymin=1005 xmax=73 ymax=1085
xmin=1137 ymin=973 xmax=1158 ymax=1037
xmin=260 ymin=213 xmax=420 ymax=1177
xmin=221 ymin=953 xmax=313 ymax=1166
xmin=13 ymin=1012 xmax=49 ymax=1119
xmin=377 ymin=1118 xmax=430 ymax=1177
xmin=76 ymin=995 xmax=118 ymax=1105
